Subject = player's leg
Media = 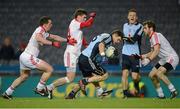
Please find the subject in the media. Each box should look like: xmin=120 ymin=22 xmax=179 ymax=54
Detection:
xmin=2 ymin=70 xmax=30 ymax=99
xmin=156 ymin=63 xmax=178 ymax=98
xmin=48 ymin=68 xmax=76 ymax=91
xmin=47 ymin=52 xmax=77 ymax=99
xmin=92 ymin=82 xmax=113 ymax=97
xmin=121 ymin=54 xmax=131 ymax=97
xmin=65 ymin=83 xmax=80 ymax=99
xmin=34 ymin=59 xmax=53 ymax=96
xmin=131 ymin=56 xmax=141 ymax=94
xmin=149 ymin=65 xmax=165 ymax=98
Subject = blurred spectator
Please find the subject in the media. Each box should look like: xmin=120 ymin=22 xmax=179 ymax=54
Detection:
xmin=0 ymin=37 xmax=15 ymax=64
xmin=15 ymin=42 xmax=27 ymax=59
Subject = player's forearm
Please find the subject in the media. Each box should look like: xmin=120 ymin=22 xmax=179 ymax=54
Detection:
xmin=80 ymin=17 xmax=94 ymax=28
xmin=148 ymin=49 xmax=159 ymax=61
xmin=98 ymin=43 xmax=105 ymax=56
xmin=49 ymin=34 xmax=67 ymax=42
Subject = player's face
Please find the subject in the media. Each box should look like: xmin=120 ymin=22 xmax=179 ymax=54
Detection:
xmin=112 ymin=34 xmax=122 ymax=44
xmin=128 ymin=12 xmax=138 ymax=24
xmin=45 ymin=20 xmax=52 ymax=31
xmin=143 ymin=25 xmax=151 ymax=36
xmin=79 ymin=14 xmax=87 ymax=22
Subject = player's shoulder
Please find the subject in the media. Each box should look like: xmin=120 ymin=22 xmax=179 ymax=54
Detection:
xmin=99 ymin=33 xmax=110 ymax=38
xmin=35 ymin=26 xmax=45 ymax=34
xmin=123 ymin=23 xmax=128 ymax=27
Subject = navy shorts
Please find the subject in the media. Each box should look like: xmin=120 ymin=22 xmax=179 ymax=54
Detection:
xmin=122 ymin=54 xmax=140 ymax=73
xmin=78 ymin=54 xmax=106 ymax=77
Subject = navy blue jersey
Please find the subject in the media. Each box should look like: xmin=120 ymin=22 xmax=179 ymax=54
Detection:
xmin=82 ymin=33 xmax=112 ymax=60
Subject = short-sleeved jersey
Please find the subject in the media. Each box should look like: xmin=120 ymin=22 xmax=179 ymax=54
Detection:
xmin=66 ymin=19 xmax=83 ymax=56
xmin=122 ymin=22 xmax=143 ymax=55
xmin=82 ymin=33 xmax=112 ymax=60
xmin=24 ymin=26 xmax=49 ymax=57
xmin=150 ymin=32 xmax=178 ymax=59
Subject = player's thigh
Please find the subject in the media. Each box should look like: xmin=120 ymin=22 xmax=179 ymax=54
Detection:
xmin=19 ymin=52 xmax=39 ymax=70
xmin=78 ymin=54 xmax=93 ymax=77
xmin=36 ymin=60 xmax=53 ymax=73
xmin=149 ymin=64 xmax=160 ymax=78
xmin=64 ymin=51 xmax=78 ymax=68
xmin=122 ymin=54 xmax=131 ymax=71
xmin=166 ymin=56 xmax=179 ymax=71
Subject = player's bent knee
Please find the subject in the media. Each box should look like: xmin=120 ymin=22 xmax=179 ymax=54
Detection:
xmin=47 ymin=66 xmax=54 ymax=73
xmin=64 ymin=77 xmax=71 ymax=83
xmin=101 ymin=73 xmax=108 ymax=80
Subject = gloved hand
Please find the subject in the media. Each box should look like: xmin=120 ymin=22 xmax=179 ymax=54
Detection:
xmin=89 ymin=12 xmax=96 ymax=18
xmin=52 ymin=41 xmax=61 ymax=48
xmin=67 ymin=38 xmax=77 ymax=46
xmin=132 ymin=54 xmax=142 ymax=59
xmin=142 ymin=58 xmax=150 ymax=66
xmin=123 ymin=37 xmax=135 ymax=44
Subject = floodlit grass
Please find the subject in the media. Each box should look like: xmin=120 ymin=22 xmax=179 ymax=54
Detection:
xmin=0 ymin=97 xmax=180 ymax=108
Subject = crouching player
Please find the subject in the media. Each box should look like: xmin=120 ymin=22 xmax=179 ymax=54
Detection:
xmin=65 ymin=30 xmax=123 ymax=99
xmin=141 ymin=20 xmax=179 ymax=99
xmin=2 ymin=16 xmax=77 ymax=100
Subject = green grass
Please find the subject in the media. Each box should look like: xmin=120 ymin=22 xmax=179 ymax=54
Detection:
xmin=0 ymin=97 xmax=180 ymax=108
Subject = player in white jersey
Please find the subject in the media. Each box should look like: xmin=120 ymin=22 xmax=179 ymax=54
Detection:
xmin=141 ymin=20 xmax=179 ymax=99
xmin=65 ymin=30 xmax=123 ymax=99
xmin=46 ymin=9 xmax=96 ymax=99
xmin=2 ymin=16 xmax=77 ymax=100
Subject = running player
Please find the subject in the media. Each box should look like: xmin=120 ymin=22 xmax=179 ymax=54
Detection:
xmin=65 ymin=29 xmax=123 ymax=99
xmin=2 ymin=16 xmax=77 ymax=100
xmin=46 ymin=8 xmax=96 ymax=99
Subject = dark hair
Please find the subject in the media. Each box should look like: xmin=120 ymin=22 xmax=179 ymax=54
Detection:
xmin=74 ymin=8 xmax=87 ymax=18
xmin=128 ymin=8 xmax=137 ymax=13
xmin=143 ymin=20 xmax=156 ymax=31
xmin=39 ymin=16 xmax=51 ymax=26
xmin=111 ymin=29 xmax=124 ymax=38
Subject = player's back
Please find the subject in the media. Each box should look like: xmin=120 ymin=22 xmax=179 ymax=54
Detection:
xmin=82 ymin=33 xmax=112 ymax=59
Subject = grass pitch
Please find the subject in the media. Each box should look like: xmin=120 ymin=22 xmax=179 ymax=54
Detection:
xmin=0 ymin=97 xmax=180 ymax=108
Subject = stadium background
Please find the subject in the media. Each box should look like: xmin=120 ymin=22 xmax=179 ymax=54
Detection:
xmin=0 ymin=0 xmax=180 ymax=99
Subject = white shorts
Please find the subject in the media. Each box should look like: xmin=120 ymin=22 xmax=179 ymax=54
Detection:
xmin=159 ymin=55 xmax=179 ymax=70
xmin=64 ymin=51 xmax=79 ymax=72
xmin=19 ymin=52 xmax=41 ymax=70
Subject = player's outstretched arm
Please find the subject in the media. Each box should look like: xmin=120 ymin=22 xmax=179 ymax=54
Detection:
xmin=49 ymin=34 xmax=67 ymax=42
xmin=36 ymin=33 xmax=52 ymax=45
xmin=98 ymin=42 xmax=105 ymax=56
xmin=36 ymin=33 xmax=61 ymax=48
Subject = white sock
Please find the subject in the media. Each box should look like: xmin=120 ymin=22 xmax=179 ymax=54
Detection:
xmin=168 ymin=83 xmax=176 ymax=92
xmin=156 ymin=87 xmax=164 ymax=97
xmin=37 ymin=80 xmax=45 ymax=91
xmin=6 ymin=86 xmax=15 ymax=95
xmin=47 ymin=84 xmax=54 ymax=91
xmin=96 ymin=87 xmax=103 ymax=96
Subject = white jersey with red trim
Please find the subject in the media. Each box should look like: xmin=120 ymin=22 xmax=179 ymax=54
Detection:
xmin=24 ymin=26 xmax=49 ymax=57
xmin=65 ymin=19 xmax=83 ymax=56
xmin=150 ymin=32 xmax=178 ymax=59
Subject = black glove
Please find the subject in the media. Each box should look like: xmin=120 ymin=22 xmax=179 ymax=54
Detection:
xmin=132 ymin=54 xmax=142 ymax=59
